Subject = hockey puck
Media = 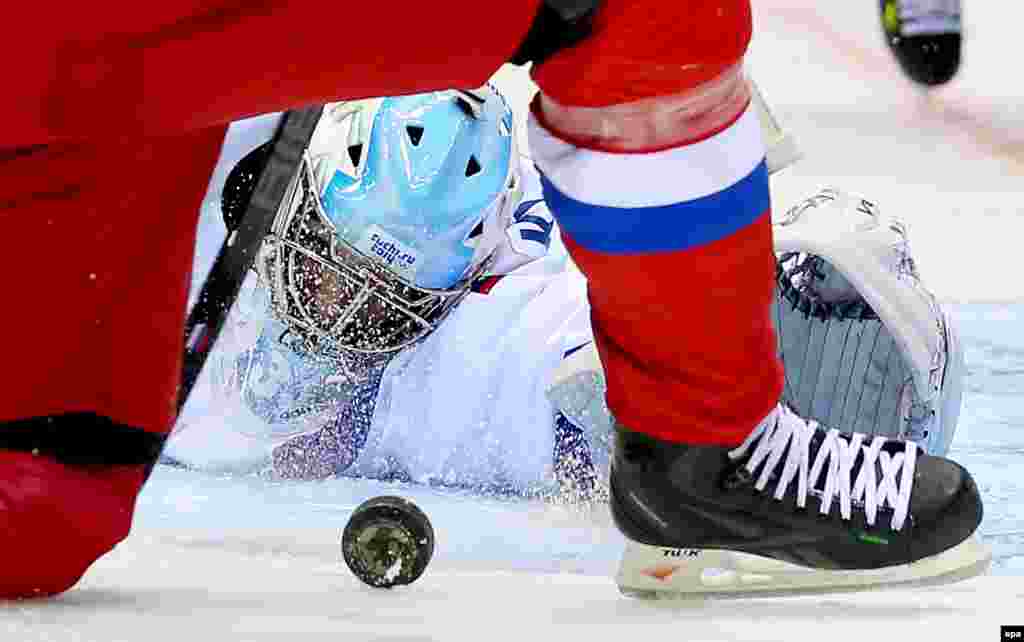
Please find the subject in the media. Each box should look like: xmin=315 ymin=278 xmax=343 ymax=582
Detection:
xmin=342 ymin=495 xmax=435 ymax=588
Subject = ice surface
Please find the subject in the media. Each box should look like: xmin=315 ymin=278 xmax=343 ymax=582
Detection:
xmin=1 ymin=519 xmax=1016 ymax=642
xmin=751 ymin=0 xmax=1024 ymax=304
xmin=10 ymin=0 xmax=1024 ymax=637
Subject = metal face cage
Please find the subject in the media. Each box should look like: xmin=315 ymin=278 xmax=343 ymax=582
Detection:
xmin=257 ymin=154 xmax=492 ymax=357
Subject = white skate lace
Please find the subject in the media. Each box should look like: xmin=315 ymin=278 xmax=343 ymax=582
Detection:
xmin=728 ymin=405 xmax=917 ymax=530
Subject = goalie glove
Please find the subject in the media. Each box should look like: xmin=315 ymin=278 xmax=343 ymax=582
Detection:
xmin=773 ymin=188 xmax=964 ymax=456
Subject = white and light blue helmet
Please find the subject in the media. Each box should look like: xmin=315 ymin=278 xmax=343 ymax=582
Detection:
xmin=259 ymin=86 xmax=521 ymax=354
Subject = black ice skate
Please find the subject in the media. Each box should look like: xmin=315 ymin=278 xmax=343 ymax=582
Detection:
xmin=880 ymin=0 xmax=962 ymax=86
xmin=610 ymin=403 xmax=989 ymax=599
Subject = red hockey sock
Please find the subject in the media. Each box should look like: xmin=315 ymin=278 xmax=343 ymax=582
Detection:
xmin=529 ymin=0 xmax=782 ymax=446
xmin=531 ymin=0 xmax=752 ymax=108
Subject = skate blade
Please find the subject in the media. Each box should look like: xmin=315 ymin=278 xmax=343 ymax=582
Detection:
xmin=616 ymin=536 xmax=991 ymax=601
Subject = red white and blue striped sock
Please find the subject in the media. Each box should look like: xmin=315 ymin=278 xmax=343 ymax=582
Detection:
xmin=529 ymin=99 xmax=782 ymax=447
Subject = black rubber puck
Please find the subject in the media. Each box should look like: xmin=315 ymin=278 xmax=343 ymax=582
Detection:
xmin=342 ymin=495 xmax=435 ymax=588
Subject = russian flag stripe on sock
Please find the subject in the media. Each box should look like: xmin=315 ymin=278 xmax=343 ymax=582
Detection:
xmin=528 ymin=100 xmax=781 ymax=445
xmin=528 ymin=103 xmax=768 ymax=254
xmin=539 ymin=161 xmax=768 ymax=254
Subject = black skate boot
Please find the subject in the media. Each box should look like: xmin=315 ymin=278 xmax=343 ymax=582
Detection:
xmin=610 ymin=404 xmax=988 ymax=599
xmin=880 ymin=0 xmax=962 ymax=86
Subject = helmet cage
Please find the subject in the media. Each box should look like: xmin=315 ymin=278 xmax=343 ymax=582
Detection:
xmin=258 ymin=153 xmax=496 ymax=356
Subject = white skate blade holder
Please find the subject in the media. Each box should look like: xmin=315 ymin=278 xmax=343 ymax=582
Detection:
xmin=617 ymin=536 xmax=991 ymax=600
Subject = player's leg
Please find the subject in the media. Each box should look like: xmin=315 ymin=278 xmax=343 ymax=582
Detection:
xmin=0 ymin=129 xmax=224 ymax=598
xmin=10 ymin=1 xmax=542 ymax=144
xmin=528 ymin=0 xmax=985 ymax=596
xmin=1 ymin=0 xmax=547 ymax=599
xmin=531 ymin=0 xmax=776 ymax=451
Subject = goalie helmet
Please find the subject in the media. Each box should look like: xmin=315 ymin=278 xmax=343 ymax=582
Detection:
xmin=773 ymin=188 xmax=964 ymax=456
xmin=257 ymin=87 xmax=520 ymax=356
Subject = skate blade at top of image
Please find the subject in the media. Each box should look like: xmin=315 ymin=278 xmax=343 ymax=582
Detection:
xmin=615 ymin=536 xmax=992 ymax=602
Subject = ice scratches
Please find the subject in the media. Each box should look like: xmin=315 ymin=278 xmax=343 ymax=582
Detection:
xmin=157 ymin=533 xmax=336 ymax=565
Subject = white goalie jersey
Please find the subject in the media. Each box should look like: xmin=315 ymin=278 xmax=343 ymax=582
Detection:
xmin=167 ymin=154 xmax=592 ymax=488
